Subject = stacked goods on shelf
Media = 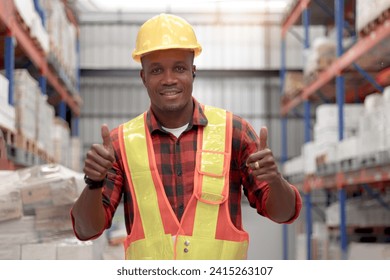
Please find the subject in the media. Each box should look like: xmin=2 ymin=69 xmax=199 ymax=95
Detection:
xmin=356 ymin=0 xmax=390 ymax=36
xmin=282 ymin=71 xmax=304 ymax=103
xmin=314 ymin=103 xmax=364 ymax=173
xmin=40 ymin=0 xmax=78 ymax=87
xmin=0 ymin=74 xmax=15 ymax=132
xmin=13 ymin=0 xmax=49 ymax=53
xmin=282 ymin=155 xmax=304 ymax=180
xmin=325 ymin=192 xmax=390 ymax=259
xmin=303 ymin=37 xmax=336 ymax=84
xmin=36 ymin=94 xmax=55 ymax=158
xmin=357 ymin=89 xmax=390 ymax=166
xmin=299 ymin=104 xmax=364 ymax=175
xmin=14 ymin=69 xmax=40 ymax=142
xmin=326 ymin=193 xmax=390 ymax=228
xmin=0 ymin=165 xmax=107 ymax=259
xmin=348 ymin=242 xmax=390 ymax=260
xmin=4 ymin=68 xmax=76 ymax=167
xmin=52 ymin=117 xmax=71 ymax=168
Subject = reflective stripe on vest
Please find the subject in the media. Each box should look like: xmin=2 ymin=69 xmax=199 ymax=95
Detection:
xmin=118 ymin=105 xmax=249 ymax=260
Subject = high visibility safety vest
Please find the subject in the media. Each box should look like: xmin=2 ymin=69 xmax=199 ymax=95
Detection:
xmin=118 ymin=105 xmax=249 ymax=260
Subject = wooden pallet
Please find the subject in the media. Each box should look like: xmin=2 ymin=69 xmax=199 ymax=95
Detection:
xmin=358 ymin=151 xmax=390 ymax=168
xmin=15 ymin=133 xmax=38 ymax=155
xmin=0 ymin=125 xmax=16 ymax=147
xmin=14 ymin=11 xmax=30 ymax=35
xmin=359 ymin=8 xmax=390 ymax=37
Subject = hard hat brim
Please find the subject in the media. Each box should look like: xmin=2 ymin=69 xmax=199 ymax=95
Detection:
xmin=132 ymin=45 xmax=202 ymax=63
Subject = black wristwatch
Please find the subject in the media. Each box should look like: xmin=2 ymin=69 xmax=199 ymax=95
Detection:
xmin=84 ymin=175 xmax=104 ymax=189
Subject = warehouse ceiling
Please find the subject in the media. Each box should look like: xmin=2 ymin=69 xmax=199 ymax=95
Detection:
xmin=73 ymin=0 xmax=293 ymax=24
xmin=76 ymin=0 xmax=291 ymax=13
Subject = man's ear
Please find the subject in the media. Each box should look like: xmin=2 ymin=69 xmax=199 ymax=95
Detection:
xmin=192 ymin=65 xmax=197 ymax=78
xmin=140 ymin=69 xmax=146 ymax=85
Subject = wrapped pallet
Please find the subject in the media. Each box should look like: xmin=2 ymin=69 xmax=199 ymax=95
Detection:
xmin=17 ymin=164 xmax=79 ymax=216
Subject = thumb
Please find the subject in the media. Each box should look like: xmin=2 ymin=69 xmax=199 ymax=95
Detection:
xmin=101 ymin=124 xmax=113 ymax=152
xmin=259 ymin=126 xmax=268 ymax=151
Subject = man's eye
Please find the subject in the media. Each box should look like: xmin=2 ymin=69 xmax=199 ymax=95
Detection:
xmin=176 ymin=66 xmax=185 ymax=72
xmin=151 ymin=68 xmax=162 ymax=74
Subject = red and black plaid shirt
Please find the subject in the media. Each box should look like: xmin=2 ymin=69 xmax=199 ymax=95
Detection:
xmin=99 ymin=98 xmax=301 ymax=236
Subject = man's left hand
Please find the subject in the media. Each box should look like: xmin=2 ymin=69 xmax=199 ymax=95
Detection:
xmin=246 ymin=126 xmax=282 ymax=186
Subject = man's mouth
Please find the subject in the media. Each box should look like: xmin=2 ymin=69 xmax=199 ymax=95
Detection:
xmin=160 ymin=89 xmax=181 ymax=96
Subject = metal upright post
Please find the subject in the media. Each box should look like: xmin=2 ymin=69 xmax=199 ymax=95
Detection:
xmin=39 ymin=76 xmax=47 ymax=95
xmin=303 ymin=7 xmax=312 ymax=260
xmin=335 ymin=0 xmax=347 ymax=260
xmin=5 ymin=32 xmax=15 ymax=106
xmin=280 ymin=37 xmax=289 ymax=260
xmin=58 ymin=101 xmax=67 ymax=121
xmin=71 ymin=39 xmax=81 ymax=137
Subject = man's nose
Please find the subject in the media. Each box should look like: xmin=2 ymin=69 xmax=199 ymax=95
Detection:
xmin=161 ymin=70 xmax=177 ymax=85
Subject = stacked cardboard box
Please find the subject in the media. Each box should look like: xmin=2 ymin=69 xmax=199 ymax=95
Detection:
xmin=13 ymin=0 xmax=49 ymax=53
xmin=14 ymin=69 xmax=40 ymax=141
xmin=52 ymin=118 xmax=71 ymax=168
xmin=0 ymin=74 xmax=16 ymax=132
xmin=40 ymin=0 xmax=78 ymax=84
xmin=36 ymin=95 xmax=55 ymax=157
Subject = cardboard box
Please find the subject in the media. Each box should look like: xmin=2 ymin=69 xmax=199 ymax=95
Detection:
xmin=0 ymin=184 xmax=23 ymax=222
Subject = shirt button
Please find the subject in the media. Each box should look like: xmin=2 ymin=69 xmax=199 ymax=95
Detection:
xmin=177 ymin=170 xmax=182 ymax=176
xmin=184 ymin=248 xmax=189 ymax=253
xmin=184 ymin=240 xmax=190 ymax=246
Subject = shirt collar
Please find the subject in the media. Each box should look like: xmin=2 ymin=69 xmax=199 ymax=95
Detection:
xmin=146 ymin=97 xmax=208 ymax=134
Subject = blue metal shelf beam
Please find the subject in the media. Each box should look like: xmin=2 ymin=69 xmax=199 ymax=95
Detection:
xmin=5 ymin=34 xmax=15 ymax=106
xmin=352 ymin=63 xmax=385 ymax=93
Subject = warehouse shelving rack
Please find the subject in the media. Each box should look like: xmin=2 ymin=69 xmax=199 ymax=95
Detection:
xmin=280 ymin=0 xmax=390 ymax=259
xmin=0 ymin=0 xmax=81 ymax=169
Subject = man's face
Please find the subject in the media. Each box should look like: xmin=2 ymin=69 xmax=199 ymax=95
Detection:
xmin=140 ymin=49 xmax=195 ymax=116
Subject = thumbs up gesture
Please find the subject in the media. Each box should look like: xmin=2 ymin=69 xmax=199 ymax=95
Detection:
xmin=246 ymin=126 xmax=281 ymax=185
xmin=83 ymin=124 xmax=116 ymax=182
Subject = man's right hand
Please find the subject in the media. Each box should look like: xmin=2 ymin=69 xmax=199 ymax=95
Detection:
xmin=83 ymin=124 xmax=115 ymax=182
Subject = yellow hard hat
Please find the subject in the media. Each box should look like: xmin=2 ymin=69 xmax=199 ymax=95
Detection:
xmin=132 ymin=13 xmax=202 ymax=63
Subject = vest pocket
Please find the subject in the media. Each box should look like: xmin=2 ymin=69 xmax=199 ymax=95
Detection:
xmin=196 ymin=150 xmax=228 ymax=177
xmin=126 ymin=234 xmax=174 ymax=260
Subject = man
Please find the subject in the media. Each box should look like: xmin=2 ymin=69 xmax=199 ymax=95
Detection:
xmin=71 ymin=13 xmax=302 ymax=260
